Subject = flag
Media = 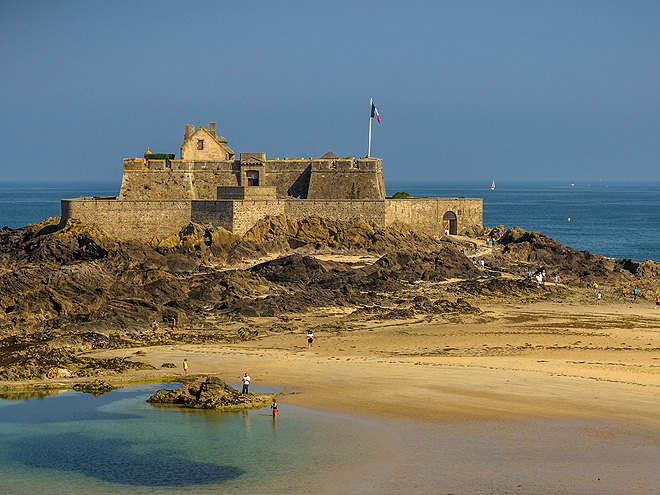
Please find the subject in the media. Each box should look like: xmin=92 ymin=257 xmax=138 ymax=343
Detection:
xmin=370 ymin=102 xmax=380 ymax=123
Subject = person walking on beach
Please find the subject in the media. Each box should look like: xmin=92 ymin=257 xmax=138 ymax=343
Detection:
xmin=307 ymin=330 xmax=314 ymax=349
xmin=241 ymin=372 xmax=250 ymax=394
xmin=597 ymin=292 xmax=601 ymax=305
xmin=634 ymin=287 xmax=639 ymax=301
xmin=182 ymin=358 xmax=188 ymax=376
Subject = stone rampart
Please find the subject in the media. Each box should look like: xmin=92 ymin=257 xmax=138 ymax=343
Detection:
xmin=60 ymin=196 xmax=483 ymax=240
xmin=60 ymin=198 xmax=192 ymax=242
xmin=307 ymin=158 xmax=384 ymax=200
xmin=192 ymin=200 xmax=286 ymax=234
xmin=119 ymin=155 xmax=384 ymax=201
xmin=385 ymin=198 xmax=483 ymax=234
xmin=284 ymin=199 xmax=386 ymax=225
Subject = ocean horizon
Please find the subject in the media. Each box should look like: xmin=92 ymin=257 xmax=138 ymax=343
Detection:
xmin=1 ymin=179 xmax=658 ymax=262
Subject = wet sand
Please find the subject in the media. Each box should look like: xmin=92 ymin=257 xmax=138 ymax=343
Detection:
xmin=53 ymin=301 xmax=660 ymax=493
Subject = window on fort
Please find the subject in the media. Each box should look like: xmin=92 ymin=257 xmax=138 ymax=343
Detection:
xmin=246 ymin=170 xmax=260 ymax=186
xmin=197 ymin=140 xmax=204 ymax=150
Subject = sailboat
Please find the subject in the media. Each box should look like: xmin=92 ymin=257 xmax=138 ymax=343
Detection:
xmin=491 ymin=179 xmax=495 ymax=190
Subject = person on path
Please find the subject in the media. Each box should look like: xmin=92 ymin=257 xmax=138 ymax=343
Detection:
xmin=593 ymin=282 xmax=598 ymax=292
xmin=270 ymin=397 xmax=278 ymax=416
xmin=182 ymin=358 xmax=188 ymax=376
xmin=634 ymin=287 xmax=639 ymax=301
xmin=597 ymin=292 xmax=601 ymax=305
xmin=655 ymin=296 xmax=659 ymax=309
xmin=307 ymin=330 xmax=314 ymax=349
xmin=241 ymin=372 xmax=250 ymax=394
xmin=623 ymin=287 xmax=627 ymax=298
xmin=171 ymin=317 xmax=176 ymax=332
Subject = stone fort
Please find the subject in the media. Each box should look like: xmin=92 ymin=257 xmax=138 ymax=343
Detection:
xmin=60 ymin=123 xmax=483 ymax=241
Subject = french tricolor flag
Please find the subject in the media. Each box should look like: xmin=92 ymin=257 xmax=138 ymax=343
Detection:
xmin=370 ymin=102 xmax=380 ymax=123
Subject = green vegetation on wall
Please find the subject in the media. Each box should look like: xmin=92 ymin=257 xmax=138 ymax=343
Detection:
xmin=145 ymin=153 xmax=176 ymax=167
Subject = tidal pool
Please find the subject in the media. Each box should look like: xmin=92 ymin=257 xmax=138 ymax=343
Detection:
xmin=0 ymin=383 xmax=397 ymax=495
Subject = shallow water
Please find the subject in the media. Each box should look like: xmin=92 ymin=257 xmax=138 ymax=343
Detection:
xmin=0 ymin=383 xmax=397 ymax=495
xmin=368 ymin=417 xmax=660 ymax=495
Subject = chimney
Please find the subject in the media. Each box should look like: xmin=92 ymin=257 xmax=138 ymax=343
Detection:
xmin=184 ymin=124 xmax=190 ymax=141
xmin=209 ymin=122 xmax=217 ymax=136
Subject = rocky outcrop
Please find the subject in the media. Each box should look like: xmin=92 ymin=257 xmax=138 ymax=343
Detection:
xmin=4 ymin=215 xmax=660 ymax=383
xmin=490 ymin=226 xmax=637 ymax=285
xmin=147 ymin=376 xmax=273 ymax=410
xmin=72 ymin=380 xmax=116 ymax=395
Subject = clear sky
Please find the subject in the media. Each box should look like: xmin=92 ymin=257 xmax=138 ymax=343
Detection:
xmin=2 ymin=1 xmax=659 ymax=184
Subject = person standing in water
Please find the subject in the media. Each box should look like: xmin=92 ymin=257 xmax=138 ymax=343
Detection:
xmin=270 ymin=397 xmax=278 ymax=416
xmin=241 ymin=372 xmax=250 ymax=394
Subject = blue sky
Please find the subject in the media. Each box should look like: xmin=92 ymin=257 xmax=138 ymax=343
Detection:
xmin=2 ymin=1 xmax=659 ymax=184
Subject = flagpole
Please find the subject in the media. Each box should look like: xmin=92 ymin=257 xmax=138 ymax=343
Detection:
xmin=367 ymin=97 xmax=373 ymax=157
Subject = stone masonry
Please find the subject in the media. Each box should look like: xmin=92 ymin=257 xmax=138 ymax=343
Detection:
xmin=60 ymin=123 xmax=483 ymax=241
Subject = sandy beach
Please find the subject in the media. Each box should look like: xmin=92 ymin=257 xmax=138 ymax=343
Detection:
xmin=61 ymin=299 xmax=660 ymax=494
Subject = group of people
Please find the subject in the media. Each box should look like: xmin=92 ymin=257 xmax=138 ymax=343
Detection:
xmin=151 ymin=317 xmax=176 ymax=332
xmin=528 ymin=269 xmax=560 ymax=286
xmin=593 ymin=284 xmax=643 ymax=305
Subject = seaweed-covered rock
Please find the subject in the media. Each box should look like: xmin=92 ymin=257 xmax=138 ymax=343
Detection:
xmin=147 ymin=376 xmax=273 ymax=410
xmin=72 ymin=380 xmax=116 ymax=395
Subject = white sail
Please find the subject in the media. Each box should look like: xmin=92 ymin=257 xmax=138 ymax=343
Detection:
xmin=491 ymin=179 xmax=495 ymax=190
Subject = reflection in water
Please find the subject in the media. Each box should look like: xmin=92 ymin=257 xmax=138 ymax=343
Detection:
xmin=11 ymin=433 xmax=244 ymax=486
xmin=0 ymin=388 xmax=70 ymax=401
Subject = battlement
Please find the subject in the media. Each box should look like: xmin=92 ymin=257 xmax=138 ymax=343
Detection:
xmin=66 ymin=122 xmax=483 ymax=241
xmin=120 ymin=125 xmax=386 ymax=202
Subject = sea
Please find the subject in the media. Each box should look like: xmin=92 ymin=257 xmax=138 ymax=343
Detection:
xmin=1 ymin=179 xmax=659 ymax=262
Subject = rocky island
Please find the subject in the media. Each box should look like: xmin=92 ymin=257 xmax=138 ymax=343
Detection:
xmin=147 ymin=376 xmax=274 ymax=410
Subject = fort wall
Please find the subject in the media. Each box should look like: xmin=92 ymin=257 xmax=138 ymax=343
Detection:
xmin=118 ymin=156 xmax=384 ymax=201
xmin=62 ymin=124 xmax=482 ymax=242
xmin=284 ymin=199 xmax=386 ymax=226
xmin=60 ymin=198 xmax=192 ymax=242
xmin=61 ymin=196 xmax=482 ymax=240
xmin=384 ymin=198 xmax=483 ymax=233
